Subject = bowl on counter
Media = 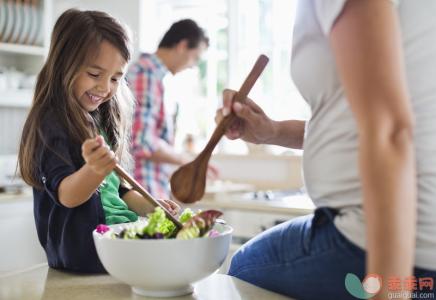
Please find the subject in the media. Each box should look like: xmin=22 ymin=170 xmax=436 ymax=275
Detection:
xmin=93 ymin=222 xmax=233 ymax=298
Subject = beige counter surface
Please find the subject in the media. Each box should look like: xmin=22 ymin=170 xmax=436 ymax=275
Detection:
xmin=0 ymin=189 xmax=32 ymax=204
xmin=0 ymin=264 xmax=294 ymax=300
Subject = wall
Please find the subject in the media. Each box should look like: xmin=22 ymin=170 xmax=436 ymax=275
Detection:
xmin=211 ymin=154 xmax=304 ymax=190
xmin=53 ymin=0 xmax=143 ymax=58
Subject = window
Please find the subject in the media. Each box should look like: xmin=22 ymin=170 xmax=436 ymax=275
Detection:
xmin=142 ymin=0 xmax=309 ymax=155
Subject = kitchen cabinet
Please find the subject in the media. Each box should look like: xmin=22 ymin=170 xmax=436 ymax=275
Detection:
xmin=0 ymin=192 xmax=46 ymax=274
xmin=192 ymin=193 xmax=313 ymax=241
xmin=189 ymin=190 xmax=315 ymax=273
xmin=0 ymin=0 xmax=52 ymax=156
xmin=0 ymin=0 xmax=52 ymax=90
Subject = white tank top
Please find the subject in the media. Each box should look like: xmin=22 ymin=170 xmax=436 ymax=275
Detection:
xmin=291 ymin=0 xmax=436 ymax=269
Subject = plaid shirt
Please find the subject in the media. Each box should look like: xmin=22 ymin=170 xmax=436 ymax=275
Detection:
xmin=127 ymin=53 xmax=174 ymax=199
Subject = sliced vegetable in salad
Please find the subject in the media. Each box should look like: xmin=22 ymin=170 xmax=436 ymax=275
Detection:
xmin=176 ymin=210 xmax=223 ymax=240
xmin=96 ymin=207 xmax=223 ymax=240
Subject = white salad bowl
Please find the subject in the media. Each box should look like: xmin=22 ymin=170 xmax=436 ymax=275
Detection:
xmin=93 ymin=222 xmax=233 ymax=298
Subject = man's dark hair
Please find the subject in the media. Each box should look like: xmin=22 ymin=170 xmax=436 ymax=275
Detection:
xmin=158 ymin=19 xmax=209 ymax=49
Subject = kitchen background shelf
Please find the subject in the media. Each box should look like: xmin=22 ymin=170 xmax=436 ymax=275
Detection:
xmin=0 ymin=0 xmax=52 ymax=158
xmin=0 ymin=89 xmax=33 ymax=107
xmin=0 ymin=42 xmax=46 ymax=56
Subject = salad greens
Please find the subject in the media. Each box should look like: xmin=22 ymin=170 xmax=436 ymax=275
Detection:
xmin=99 ymin=207 xmax=223 ymax=240
xmin=142 ymin=206 xmax=176 ymax=238
xmin=179 ymin=208 xmax=195 ymax=223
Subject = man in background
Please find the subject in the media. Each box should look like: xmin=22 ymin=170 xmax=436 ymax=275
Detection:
xmin=127 ymin=19 xmax=213 ymax=199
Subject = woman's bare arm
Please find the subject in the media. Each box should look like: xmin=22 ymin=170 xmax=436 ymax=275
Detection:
xmin=331 ymin=0 xmax=416 ymax=297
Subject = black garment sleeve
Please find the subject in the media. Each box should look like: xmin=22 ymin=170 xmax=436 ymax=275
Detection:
xmin=38 ymin=123 xmax=77 ymax=206
xmin=119 ymin=184 xmax=132 ymax=199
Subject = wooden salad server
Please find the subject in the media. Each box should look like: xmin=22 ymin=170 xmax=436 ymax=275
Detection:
xmin=114 ymin=165 xmax=184 ymax=229
xmin=170 ymin=54 xmax=269 ymax=203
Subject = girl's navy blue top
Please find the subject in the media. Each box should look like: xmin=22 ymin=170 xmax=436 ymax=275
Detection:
xmin=33 ymin=113 xmax=130 ymax=273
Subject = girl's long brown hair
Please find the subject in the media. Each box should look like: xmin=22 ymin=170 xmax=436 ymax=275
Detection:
xmin=18 ymin=9 xmax=134 ymax=189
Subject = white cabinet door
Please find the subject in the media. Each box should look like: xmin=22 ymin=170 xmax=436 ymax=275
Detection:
xmin=0 ymin=196 xmax=46 ymax=274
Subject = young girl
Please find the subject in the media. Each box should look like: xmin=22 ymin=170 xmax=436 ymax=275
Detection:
xmin=18 ymin=9 xmax=179 ymax=273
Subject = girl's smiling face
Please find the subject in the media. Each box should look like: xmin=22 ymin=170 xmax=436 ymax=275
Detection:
xmin=73 ymin=40 xmax=127 ymax=112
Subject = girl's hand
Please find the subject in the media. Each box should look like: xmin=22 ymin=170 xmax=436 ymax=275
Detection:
xmin=215 ymin=89 xmax=275 ymax=144
xmin=82 ymin=136 xmax=117 ymax=176
xmin=158 ymin=199 xmax=180 ymax=216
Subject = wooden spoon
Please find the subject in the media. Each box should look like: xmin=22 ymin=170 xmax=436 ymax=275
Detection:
xmin=114 ymin=165 xmax=183 ymax=230
xmin=170 ymin=54 xmax=269 ymax=203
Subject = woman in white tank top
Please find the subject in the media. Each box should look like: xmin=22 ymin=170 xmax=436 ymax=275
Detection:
xmin=216 ymin=1 xmax=436 ymax=299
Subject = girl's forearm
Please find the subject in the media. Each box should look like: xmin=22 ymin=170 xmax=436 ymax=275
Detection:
xmin=267 ymin=120 xmax=305 ymax=149
xmin=122 ymin=190 xmax=154 ymax=216
xmin=58 ymin=164 xmax=105 ymax=208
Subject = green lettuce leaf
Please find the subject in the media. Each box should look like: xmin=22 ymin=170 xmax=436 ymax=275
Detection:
xmin=143 ymin=207 xmax=176 ymax=238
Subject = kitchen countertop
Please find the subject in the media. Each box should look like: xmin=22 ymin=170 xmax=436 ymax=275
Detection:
xmin=195 ymin=193 xmax=315 ymax=215
xmin=0 ymin=264 xmax=294 ymax=300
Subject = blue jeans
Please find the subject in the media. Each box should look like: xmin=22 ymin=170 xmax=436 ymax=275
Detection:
xmin=228 ymin=207 xmax=436 ymax=300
